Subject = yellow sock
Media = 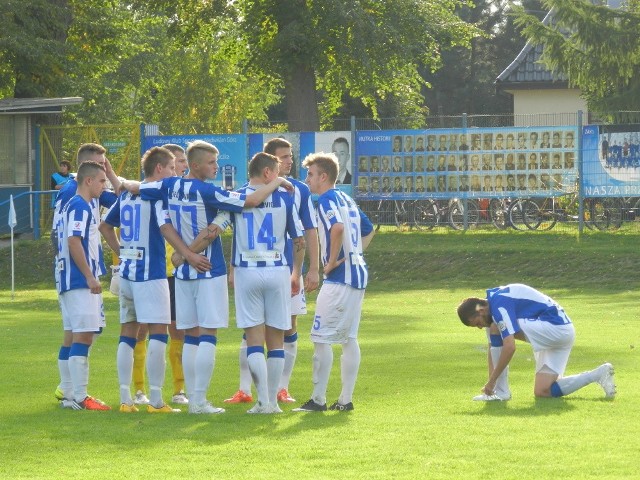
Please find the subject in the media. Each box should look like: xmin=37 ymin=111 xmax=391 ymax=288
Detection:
xmin=169 ymin=339 xmax=185 ymax=394
xmin=133 ymin=340 xmax=147 ymax=392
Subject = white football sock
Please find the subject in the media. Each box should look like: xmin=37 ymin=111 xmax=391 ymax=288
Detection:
xmin=267 ymin=351 xmax=285 ymax=405
xmin=57 ymin=347 xmax=72 ymax=399
xmin=311 ymin=343 xmax=333 ymax=405
xmin=193 ymin=340 xmax=216 ymax=405
xmin=490 ymin=346 xmax=511 ymax=397
xmin=69 ymin=355 xmax=89 ymax=403
xmin=147 ymin=338 xmax=167 ymax=407
xmin=238 ymin=338 xmax=252 ymax=395
xmin=554 ymin=369 xmax=599 ymax=396
xmin=338 ymin=338 xmax=360 ymax=404
xmin=279 ymin=336 xmax=298 ymax=390
xmin=247 ymin=350 xmax=268 ymax=405
xmin=116 ymin=340 xmax=135 ymax=404
xmin=182 ymin=340 xmax=198 ymax=401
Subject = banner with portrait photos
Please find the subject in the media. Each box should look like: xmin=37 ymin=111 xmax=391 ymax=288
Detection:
xmin=581 ymin=125 xmax=640 ymax=197
xmin=354 ymin=127 xmax=579 ymax=200
xmin=144 ymin=134 xmax=248 ymax=190
xmin=249 ymin=131 xmax=352 ymax=195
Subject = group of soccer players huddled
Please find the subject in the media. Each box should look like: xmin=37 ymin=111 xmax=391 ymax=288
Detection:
xmin=51 ymin=138 xmax=374 ymax=414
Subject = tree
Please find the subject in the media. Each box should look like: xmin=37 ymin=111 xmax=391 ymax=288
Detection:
xmin=150 ymin=0 xmax=479 ymax=131
xmin=515 ymin=0 xmax=640 ymax=116
xmin=0 ymin=0 xmax=72 ymax=98
xmin=422 ymin=0 xmax=545 ymax=117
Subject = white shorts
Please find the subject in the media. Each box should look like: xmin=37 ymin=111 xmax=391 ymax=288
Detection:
xmin=119 ymin=278 xmax=171 ymax=325
xmin=291 ymin=274 xmax=307 ymax=316
xmin=310 ymin=282 xmax=364 ymax=344
xmin=59 ymin=289 xmax=105 ymax=333
xmin=176 ymin=276 xmax=229 ymax=330
xmin=234 ymin=266 xmax=291 ymax=330
xmin=520 ymin=319 xmax=575 ymax=376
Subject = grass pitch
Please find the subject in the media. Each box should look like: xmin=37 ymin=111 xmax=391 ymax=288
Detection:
xmin=0 ymin=232 xmax=638 ymax=479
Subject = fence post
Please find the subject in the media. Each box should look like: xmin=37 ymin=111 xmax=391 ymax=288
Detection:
xmin=34 ymin=125 xmax=41 ymax=240
xmin=350 ymin=115 xmax=356 ymax=179
xmin=577 ymin=110 xmax=584 ymax=237
xmin=139 ymin=123 xmax=146 ymax=160
xmin=462 ymin=114 xmax=468 ymax=230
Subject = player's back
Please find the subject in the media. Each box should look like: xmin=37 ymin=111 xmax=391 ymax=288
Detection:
xmin=317 ymin=189 xmax=371 ymax=289
xmin=143 ymin=176 xmax=244 ymax=280
xmin=231 ymin=187 xmax=299 ymax=268
xmin=105 ymin=192 xmax=167 ymax=282
xmin=488 ymin=284 xmax=571 ymax=326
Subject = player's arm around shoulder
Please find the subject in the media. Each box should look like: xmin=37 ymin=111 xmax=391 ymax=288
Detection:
xmin=169 ymin=210 xmax=231 ymax=269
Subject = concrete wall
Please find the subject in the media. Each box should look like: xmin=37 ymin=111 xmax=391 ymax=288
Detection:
xmin=506 ymin=88 xmax=588 ymax=126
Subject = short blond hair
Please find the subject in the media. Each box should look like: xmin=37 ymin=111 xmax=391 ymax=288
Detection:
xmin=186 ymin=140 xmax=219 ymax=166
xmin=77 ymin=143 xmax=106 ymax=164
xmin=302 ymin=152 xmax=339 ymax=184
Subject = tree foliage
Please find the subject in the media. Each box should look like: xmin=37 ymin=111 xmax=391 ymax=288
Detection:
xmin=515 ymin=0 xmax=640 ymax=116
xmin=80 ymin=0 xmax=480 ymax=130
xmin=0 ymin=0 xmax=72 ymax=98
xmin=422 ymin=0 xmax=546 ymax=117
xmin=1 ymin=0 xmax=480 ymax=130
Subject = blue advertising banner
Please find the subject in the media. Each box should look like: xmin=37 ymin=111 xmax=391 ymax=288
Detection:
xmin=354 ymin=127 xmax=579 ymax=200
xmin=582 ymin=125 xmax=640 ymax=196
xmin=143 ymin=134 xmax=248 ymax=189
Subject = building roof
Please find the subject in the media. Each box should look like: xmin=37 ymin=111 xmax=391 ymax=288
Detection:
xmin=0 ymin=97 xmax=83 ymax=114
xmin=496 ymin=10 xmax=568 ymax=90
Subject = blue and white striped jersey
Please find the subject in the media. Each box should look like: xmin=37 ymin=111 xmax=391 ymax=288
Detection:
xmin=140 ymin=176 xmax=246 ymax=280
xmin=55 ymin=195 xmax=101 ymax=293
xmin=103 ymin=191 xmax=169 ymax=282
xmin=52 ymin=178 xmax=117 ymax=276
xmin=487 ymin=284 xmax=572 ymax=340
xmin=316 ymin=189 xmax=374 ymax=289
xmin=283 ymin=178 xmax=316 ymax=268
xmin=231 ymin=186 xmax=303 ymax=268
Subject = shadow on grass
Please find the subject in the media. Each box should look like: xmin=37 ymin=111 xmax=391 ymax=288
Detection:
xmin=20 ymin=403 xmax=351 ymax=448
xmin=461 ymin=397 xmax=581 ymax=417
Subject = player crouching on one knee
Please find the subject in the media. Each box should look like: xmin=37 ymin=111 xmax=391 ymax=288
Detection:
xmin=457 ymin=284 xmax=616 ymax=400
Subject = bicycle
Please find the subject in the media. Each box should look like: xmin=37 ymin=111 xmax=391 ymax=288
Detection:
xmin=519 ymin=191 xmax=621 ymax=231
xmin=359 ymin=198 xmax=420 ymax=231
xmin=413 ymin=198 xmax=480 ymax=230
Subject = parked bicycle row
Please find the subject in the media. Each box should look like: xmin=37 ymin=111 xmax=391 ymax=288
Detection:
xmin=357 ymin=196 xmax=631 ymax=231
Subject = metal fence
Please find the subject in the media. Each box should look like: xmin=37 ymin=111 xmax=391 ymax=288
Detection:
xmin=3 ymin=112 xmax=639 ymax=240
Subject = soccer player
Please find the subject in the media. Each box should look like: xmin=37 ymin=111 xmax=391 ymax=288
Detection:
xmin=457 ymin=284 xmax=616 ymax=399
xmin=123 ymin=140 xmax=292 ymax=414
xmin=53 ymin=143 xmax=120 ymax=404
xmin=163 ymin=143 xmax=190 ymax=404
xmin=229 ymin=152 xmax=305 ymax=413
xmin=55 ymin=161 xmax=111 ymax=410
xmin=128 ymin=144 xmax=191 ymax=406
xmin=225 ymin=138 xmax=320 ymax=406
xmin=100 ymin=147 xmax=197 ymax=413
xmin=293 ymin=152 xmax=375 ymax=412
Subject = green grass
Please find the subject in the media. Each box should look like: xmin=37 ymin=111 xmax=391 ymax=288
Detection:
xmin=0 ymin=233 xmax=638 ymax=479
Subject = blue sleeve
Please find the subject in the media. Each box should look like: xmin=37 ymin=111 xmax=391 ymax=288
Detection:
xmin=139 ymin=180 xmax=164 ymax=201
xmin=297 ymin=184 xmax=317 ymax=230
xmin=99 ymin=190 xmax=118 ymax=208
xmin=489 ymin=295 xmax=520 ymax=338
xmin=285 ymin=195 xmax=303 ymax=239
xmin=202 ymin=183 xmax=245 ymax=213
xmin=103 ymin=197 xmax=121 ymax=227
xmin=359 ymin=208 xmax=374 ymax=237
